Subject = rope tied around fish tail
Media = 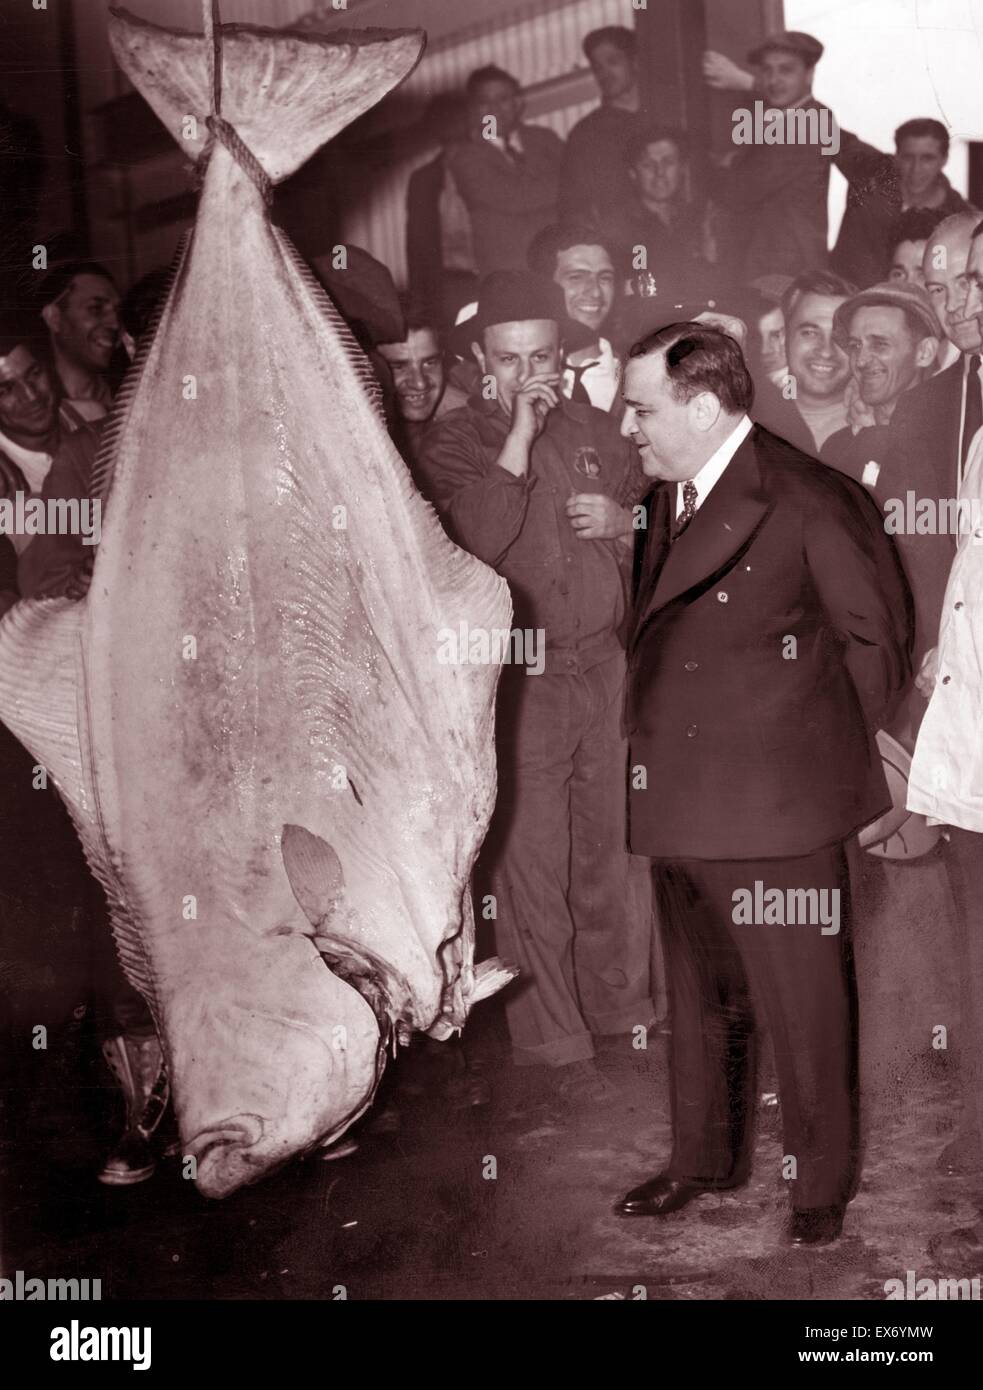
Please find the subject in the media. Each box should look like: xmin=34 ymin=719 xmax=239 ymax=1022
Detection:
xmin=201 ymin=115 xmax=274 ymax=206
xmin=195 ymin=0 xmax=273 ymax=206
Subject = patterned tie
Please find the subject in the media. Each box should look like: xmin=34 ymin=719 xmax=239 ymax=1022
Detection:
xmin=673 ymin=479 xmax=698 ymax=539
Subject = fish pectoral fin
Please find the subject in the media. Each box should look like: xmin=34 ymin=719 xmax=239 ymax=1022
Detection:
xmin=280 ymin=823 xmax=346 ymax=930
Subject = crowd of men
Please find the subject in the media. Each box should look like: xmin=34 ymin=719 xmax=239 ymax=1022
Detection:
xmin=2 ymin=23 xmax=983 ymax=1259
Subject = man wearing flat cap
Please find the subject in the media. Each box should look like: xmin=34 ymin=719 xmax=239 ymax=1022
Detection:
xmin=705 ymin=31 xmax=836 ymax=283
xmin=823 ymin=280 xmax=941 ymax=487
xmin=418 ymin=270 xmax=655 ymax=1099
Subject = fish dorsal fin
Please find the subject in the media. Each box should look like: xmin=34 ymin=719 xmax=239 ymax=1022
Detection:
xmin=108 ymin=9 xmax=425 ymax=184
xmin=281 ymin=824 xmax=346 ymax=931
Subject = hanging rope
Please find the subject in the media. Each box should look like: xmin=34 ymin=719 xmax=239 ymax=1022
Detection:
xmin=196 ymin=0 xmax=273 ymax=206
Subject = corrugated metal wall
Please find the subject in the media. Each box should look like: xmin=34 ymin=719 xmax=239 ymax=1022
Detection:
xmin=75 ymin=0 xmax=634 ymax=285
xmin=340 ymin=0 xmax=631 ymax=284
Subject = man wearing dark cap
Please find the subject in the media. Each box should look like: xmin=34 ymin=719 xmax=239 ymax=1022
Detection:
xmin=833 ymin=119 xmax=972 ymax=290
xmin=823 ymin=281 xmax=941 ymax=486
xmin=37 ymin=261 xmax=121 ymax=423
xmin=708 ymin=31 xmax=835 ymax=283
xmin=558 ymin=26 xmax=648 ymax=224
xmin=418 ymin=271 xmax=655 ymax=1097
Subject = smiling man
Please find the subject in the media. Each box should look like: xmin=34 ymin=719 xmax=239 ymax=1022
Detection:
xmin=418 ymin=270 xmax=654 ymax=1095
xmin=597 ymin=127 xmax=715 ymax=298
xmin=37 ymin=261 xmax=120 ymax=422
xmin=528 ymin=223 xmax=620 ymax=412
xmin=616 ymin=321 xmax=911 ymax=1245
xmin=377 ymin=306 xmax=467 ymax=471
xmin=823 ymin=282 xmax=940 ymax=482
xmin=710 ymin=31 xmax=835 ymax=282
xmin=834 ymin=119 xmax=971 ymax=289
xmin=753 ymin=270 xmax=856 ymax=455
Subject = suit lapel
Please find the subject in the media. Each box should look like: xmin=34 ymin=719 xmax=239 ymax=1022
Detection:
xmin=631 ymin=431 xmax=773 ymax=639
xmin=628 ymin=485 xmax=672 ymax=643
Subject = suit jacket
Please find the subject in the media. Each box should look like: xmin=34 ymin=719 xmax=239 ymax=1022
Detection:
xmin=625 ymin=425 xmax=913 ymax=860
xmin=879 ymin=357 xmax=978 ymax=663
xmin=445 ymin=124 xmax=564 ymax=276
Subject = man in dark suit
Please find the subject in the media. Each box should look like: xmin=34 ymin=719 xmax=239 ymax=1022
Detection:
xmin=615 ymin=323 xmax=912 ymax=1244
xmin=880 ymin=211 xmax=983 ymax=679
xmin=445 ymin=67 xmax=564 ymax=278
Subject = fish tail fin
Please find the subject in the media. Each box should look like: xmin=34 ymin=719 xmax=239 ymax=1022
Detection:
xmin=108 ymin=8 xmax=424 ymax=184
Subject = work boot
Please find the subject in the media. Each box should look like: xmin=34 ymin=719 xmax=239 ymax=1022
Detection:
xmin=98 ymin=1033 xmax=168 ymax=1186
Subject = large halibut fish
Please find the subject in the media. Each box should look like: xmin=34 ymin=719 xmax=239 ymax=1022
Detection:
xmin=0 ymin=9 xmax=513 ymax=1197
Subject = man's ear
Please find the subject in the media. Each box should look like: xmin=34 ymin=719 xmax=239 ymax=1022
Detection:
xmin=515 ymin=96 xmax=526 ymax=122
xmin=693 ymin=391 xmax=721 ymax=432
xmin=471 ymin=342 xmax=485 ymax=373
xmin=40 ymin=302 xmax=59 ymax=336
xmin=915 ymin=336 xmax=940 ymax=369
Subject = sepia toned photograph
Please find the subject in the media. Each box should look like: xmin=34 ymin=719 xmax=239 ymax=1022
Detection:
xmin=1 ymin=0 xmax=982 ymax=1354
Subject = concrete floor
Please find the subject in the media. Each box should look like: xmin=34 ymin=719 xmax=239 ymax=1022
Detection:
xmin=2 ymin=844 xmax=981 ymax=1301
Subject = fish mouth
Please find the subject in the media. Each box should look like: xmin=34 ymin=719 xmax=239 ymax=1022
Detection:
xmin=314 ymin=933 xmax=412 ymax=1039
xmin=187 ymin=1114 xmax=267 ymax=1198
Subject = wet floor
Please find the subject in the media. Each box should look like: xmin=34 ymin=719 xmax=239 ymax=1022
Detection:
xmin=2 ymin=845 xmax=981 ymax=1301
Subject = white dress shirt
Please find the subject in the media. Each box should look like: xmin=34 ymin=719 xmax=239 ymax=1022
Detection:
xmin=0 ymin=427 xmax=54 ymax=495
xmin=907 ymin=423 xmax=983 ymax=831
xmin=675 ymin=413 xmax=753 ymax=519
xmin=562 ymin=338 xmax=620 ymax=413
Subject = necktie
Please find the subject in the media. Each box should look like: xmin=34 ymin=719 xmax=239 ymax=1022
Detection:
xmin=962 ymin=355 xmax=982 ymax=466
xmin=673 ymin=479 xmax=698 ymax=539
xmin=565 ymin=359 xmax=600 ymax=405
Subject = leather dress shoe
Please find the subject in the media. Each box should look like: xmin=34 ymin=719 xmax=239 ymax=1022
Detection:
xmin=615 ymin=1172 xmax=732 ymax=1217
xmin=788 ymin=1205 xmax=844 ymax=1246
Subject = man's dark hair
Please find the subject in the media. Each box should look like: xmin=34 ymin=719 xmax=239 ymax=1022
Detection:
xmin=628 ymin=321 xmax=754 ymax=414
xmin=894 ymin=118 xmax=949 ymax=158
xmin=781 ymin=270 xmax=858 ymax=324
xmin=972 ymin=218 xmax=983 ymax=240
xmin=384 ymin=292 xmax=443 ymax=347
xmin=583 ymin=26 xmax=637 ymax=60
xmin=0 ymin=304 xmax=45 ymax=360
xmin=36 ymin=259 xmax=116 ymax=311
xmin=886 ymin=206 xmax=948 ymax=256
xmin=626 ymin=125 xmax=689 ymax=169
xmin=527 ymin=222 xmax=616 ymax=277
xmin=465 ymin=65 xmax=520 ymax=98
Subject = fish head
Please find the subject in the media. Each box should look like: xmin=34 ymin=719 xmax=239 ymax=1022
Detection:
xmin=167 ymin=921 xmax=381 ymax=1198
